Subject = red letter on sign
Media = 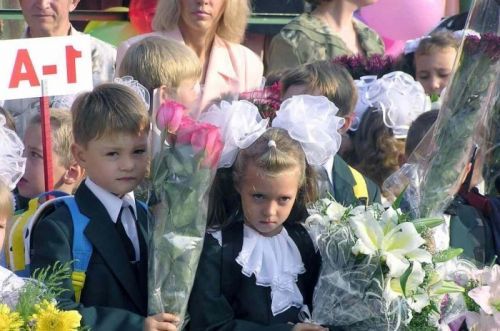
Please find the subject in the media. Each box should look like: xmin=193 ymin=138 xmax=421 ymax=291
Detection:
xmin=8 ymin=49 xmax=40 ymax=88
xmin=65 ymin=45 xmax=82 ymax=84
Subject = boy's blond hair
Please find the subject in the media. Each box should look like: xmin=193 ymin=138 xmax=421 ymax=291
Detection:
xmin=71 ymin=83 xmax=150 ymax=147
xmin=118 ymin=36 xmax=202 ymax=92
xmin=0 ymin=180 xmax=13 ymax=222
xmin=152 ymin=0 xmax=250 ymax=44
xmin=29 ymin=108 xmax=73 ymax=167
xmin=280 ymin=60 xmax=357 ymax=117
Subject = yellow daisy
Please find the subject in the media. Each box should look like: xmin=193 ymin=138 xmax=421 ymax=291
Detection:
xmin=31 ymin=300 xmax=81 ymax=331
xmin=0 ymin=304 xmax=24 ymax=331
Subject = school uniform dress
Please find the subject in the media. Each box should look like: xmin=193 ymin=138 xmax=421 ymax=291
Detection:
xmin=2 ymin=26 xmax=116 ymax=137
xmin=30 ymin=179 xmax=150 ymax=331
xmin=318 ymin=155 xmax=381 ymax=206
xmin=187 ymin=220 xmax=320 ymax=331
xmin=116 ymin=27 xmax=264 ymax=112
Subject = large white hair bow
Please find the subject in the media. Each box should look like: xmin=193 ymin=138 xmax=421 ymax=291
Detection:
xmin=351 ymin=71 xmax=430 ymax=138
xmin=273 ymin=95 xmax=345 ymax=165
xmin=200 ymin=95 xmax=344 ymax=167
xmin=200 ymin=100 xmax=269 ymax=168
xmin=0 ymin=115 xmax=26 ymax=190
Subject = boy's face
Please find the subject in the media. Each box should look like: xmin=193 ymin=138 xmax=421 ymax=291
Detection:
xmin=17 ymin=123 xmax=68 ymax=198
xmin=415 ymin=47 xmax=457 ymax=96
xmin=73 ymin=131 xmax=149 ymax=197
xmin=174 ymin=78 xmax=202 ymax=113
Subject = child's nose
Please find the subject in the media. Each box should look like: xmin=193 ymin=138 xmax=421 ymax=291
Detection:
xmin=262 ymin=201 xmax=277 ymax=217
xmin=119 ymin=156 xmax=135 ymax=171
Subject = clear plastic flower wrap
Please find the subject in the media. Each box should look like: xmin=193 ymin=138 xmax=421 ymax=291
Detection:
xmin=382 ymin=0 xmax=499 ymax=217
xmin=305 ymin=199 xmax=465 ymax=330
xmin=148 ymin=98 xmax=222 ymax=327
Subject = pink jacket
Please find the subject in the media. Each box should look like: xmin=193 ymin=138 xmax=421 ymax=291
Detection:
xmin=116 ymin=28 xmax=264 ymax=113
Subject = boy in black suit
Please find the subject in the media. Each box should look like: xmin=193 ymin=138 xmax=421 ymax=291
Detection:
xmin=30 ymin=83 xmax=179 ymax=331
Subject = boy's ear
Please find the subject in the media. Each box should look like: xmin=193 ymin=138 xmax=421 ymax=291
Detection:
xmin=339 ymin=114 xmax=353 ymax=134
xmin=158 ymin=85 xmax=171 ymax=103
xmin=71 ymin=143 xmax=87 ymax=168
xmin=63 ymin=162 xmax=85 ymax=185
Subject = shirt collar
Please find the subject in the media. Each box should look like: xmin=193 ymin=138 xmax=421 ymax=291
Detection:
xmin=84 ymin=178 xmax=137 ymax=223
xmin=322 ymin=155 xmax=335 ymax=184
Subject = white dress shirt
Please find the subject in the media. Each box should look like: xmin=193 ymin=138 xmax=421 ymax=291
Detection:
xmin=85 ymin=178 xmax=140 ymax=261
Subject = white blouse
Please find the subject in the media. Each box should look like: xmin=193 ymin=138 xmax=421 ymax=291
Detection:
xmin=211 ymin=224 xmax=306 ymax=315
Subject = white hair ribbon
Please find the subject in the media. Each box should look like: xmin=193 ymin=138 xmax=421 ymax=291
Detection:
xmin=199 ymin=100 xmax=269 ymax=168
xmin=351 ymin=71 xmax=430 ymax=139
xmin=0 ymin=115 xmax=26 ymax=190
xmin=272 ymin=95 xmax=345 ymax=165
xmin=114 ymin=76 xmax=151 ymax=110
xmin=200 ymin=96 xmax=345 ymax=167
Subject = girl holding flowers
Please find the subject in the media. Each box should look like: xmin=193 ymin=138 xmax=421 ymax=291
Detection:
xmin=187 ymin=95 xmax=345 ymax=331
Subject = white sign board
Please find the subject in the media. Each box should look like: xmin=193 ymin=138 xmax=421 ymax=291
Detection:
xmin=0 ymin=35 xmax=93 ymax=100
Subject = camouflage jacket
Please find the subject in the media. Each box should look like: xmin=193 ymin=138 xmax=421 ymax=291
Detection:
xmin=266 ymin=13 xmax=385 ymax=74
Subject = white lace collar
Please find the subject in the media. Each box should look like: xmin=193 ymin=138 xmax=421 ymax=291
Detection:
xmin=211 ymin=224 xmax=306 ymax=315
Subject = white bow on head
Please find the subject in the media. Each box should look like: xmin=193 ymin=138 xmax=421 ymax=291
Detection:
xmin=0 ymin=115 xmax=26 ymax=190
xmin=273 ymin=95 xmax=345 ymax=165
xmin=351 ymin=71 xmax=430 ymax=139
xmin=200 ymin=95 xmax=345 ymax=168
xmin=200 ymin=100 xmax=269 ymax=168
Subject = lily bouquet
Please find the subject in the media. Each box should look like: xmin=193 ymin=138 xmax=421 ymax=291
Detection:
xmin=305 ymin=198 xmax=465 ymax=330
xmin=0 ymin=262 xmax=84 ymax=331
xmin=148 ymin=100 xmax=223 ymax=326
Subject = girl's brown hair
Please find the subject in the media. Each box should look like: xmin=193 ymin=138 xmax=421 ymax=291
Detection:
xmin=415 ymin=30 xmax=460 ymax=57
xmin=208 ymin=128 xmax=318 ymax=228
xmin=347 ymin=108 xmax=405 ymax=188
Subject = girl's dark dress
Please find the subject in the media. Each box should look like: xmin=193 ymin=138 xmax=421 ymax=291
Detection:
xmin=187 ymin=220 xmax=320 ymax=331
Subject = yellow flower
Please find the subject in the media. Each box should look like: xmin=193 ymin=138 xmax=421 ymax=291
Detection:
xmin=0 ymin=304 xmax=24 ymax=331
xmin=31 ymin=300 xmax=82 ymax=331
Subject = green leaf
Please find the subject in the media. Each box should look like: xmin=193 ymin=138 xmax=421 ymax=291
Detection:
xmin=432 ymin=248 xmax=463 ymax=263
xmin=400 ymin=262 xmax=413 ymax=297
xmin=412 ymin=218 xmax=444 ymax=233
xmin=392 ymin=184 xmax=408 ymax=210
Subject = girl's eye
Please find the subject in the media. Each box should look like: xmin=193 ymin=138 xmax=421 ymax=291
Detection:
xmin=106 ymin=152 xmax=118 ymax=157
xmin=30 ymin=151 xmax=43 ymax=159
xmin=134 ymin=149 xmax=146 ymax=155
xmin=279 ymin=197 xmax=292 ymax=203
xmin=252 ymin=194 xmax=264 ymax=200
xmin=439 ymin=73 xmax=450 ymax=78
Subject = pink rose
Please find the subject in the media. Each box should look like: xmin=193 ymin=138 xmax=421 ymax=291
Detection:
xmin=156 ymin=100 xmax=188 ymax=133
xmin=176 ymin=122 xmax=222 ymax=169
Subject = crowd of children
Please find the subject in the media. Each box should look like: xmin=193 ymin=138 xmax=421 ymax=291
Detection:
xmin=0 ymin=6 xmax=498 ymax=331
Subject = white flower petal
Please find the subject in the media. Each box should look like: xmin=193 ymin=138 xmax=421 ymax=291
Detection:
xmin=406 ymin=248 xmax=432 ymax=264
xmin=407 ymin=293 xmax=430 ymax=313
xmin=385 ymin=252 xmax=410 ymax=277
xmin=405 ymin=262 xmax=426 ymax=295
xmin=349 ymin=214 xmax=384 ymax=255
xmin=383 ymin=222 xmax=426 ymax=256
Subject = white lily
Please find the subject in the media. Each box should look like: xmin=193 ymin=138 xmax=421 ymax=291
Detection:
xmin=350 ymin=210 xmax=432 ymax=277
xmin=383 ymin=262 xmax=429 ymax=312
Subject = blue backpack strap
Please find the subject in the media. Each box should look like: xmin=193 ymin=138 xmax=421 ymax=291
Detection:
xmin=62 ymin=198 xmax=92 ymax=303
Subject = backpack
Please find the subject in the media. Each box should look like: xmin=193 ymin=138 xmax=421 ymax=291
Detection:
xmin=7 ymin=191 xmax=147 ymax=302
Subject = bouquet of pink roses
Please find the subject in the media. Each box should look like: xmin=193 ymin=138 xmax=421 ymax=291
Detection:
xmin=148 ymin=100 xmax=223 ymax=326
